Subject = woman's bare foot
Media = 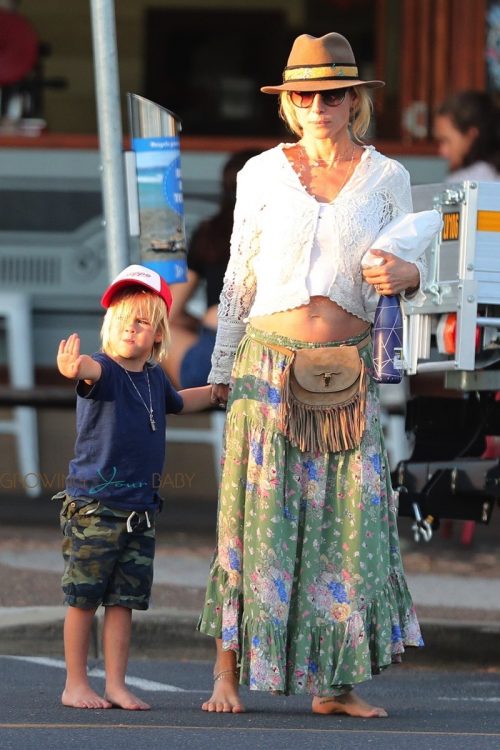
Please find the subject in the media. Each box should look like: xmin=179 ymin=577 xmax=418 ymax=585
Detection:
xmin=312 ymin=691 xmax=388 ymax=718
xmin=62 ymin=685 xmax=112 ymax=709
xmin=104 ymin=686 xmax=150 ymax=710
xmin=201 ymin=669 xmax=245 ymax=713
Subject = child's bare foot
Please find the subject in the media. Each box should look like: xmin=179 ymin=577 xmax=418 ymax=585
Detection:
xmin=104 ymin=686 xmax=150 ymax=710
xmin=62 ymin=685 xmax=112 ymax=709
xmin=312 ymin=691 xmax=388 ymax=718
xmin=201 ymin=669 xmax=245 ymax=713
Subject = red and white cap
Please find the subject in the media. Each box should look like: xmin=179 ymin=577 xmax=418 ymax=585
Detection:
xmin=101 ymin=264 xmax=173 ymax=315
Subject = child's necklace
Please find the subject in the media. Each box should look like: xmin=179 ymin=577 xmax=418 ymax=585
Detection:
xmin=122 ymin=366 xmax=156 ymax=431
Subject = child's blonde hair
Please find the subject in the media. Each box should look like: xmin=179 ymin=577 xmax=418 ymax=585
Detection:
xmin=100 ymin=286 xmax=170 ymax=363
xmin=278 ymin=86 xmax=373 ymax=143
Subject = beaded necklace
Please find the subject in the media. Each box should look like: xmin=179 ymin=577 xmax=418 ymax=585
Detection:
xmin=300 ymin=143 xmax=353 ymax=169
xmin=293 ymin=143 xmax=355 ymax=200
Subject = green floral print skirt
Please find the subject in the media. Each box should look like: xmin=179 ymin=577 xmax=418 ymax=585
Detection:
xmin=198 ymin=325 xmax=423 ymax=696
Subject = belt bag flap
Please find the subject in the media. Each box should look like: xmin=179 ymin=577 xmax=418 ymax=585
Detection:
xmin=290 ymin=346 xmax=362 ymax=406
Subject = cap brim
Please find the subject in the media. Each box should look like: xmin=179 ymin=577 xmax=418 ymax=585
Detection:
xmin=101 ymin=279 xmax=146 ymax=308
xmin=101 ymin=278 xmax=172 ymax=315
xmin=260 ymin=79 xmax=385 ymax=94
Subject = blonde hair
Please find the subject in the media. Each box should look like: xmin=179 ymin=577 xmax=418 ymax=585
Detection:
xmin=278 ymin=86 xmax=373 ymax=143
xmin=100 ymin=286 xmax=170 ymax=363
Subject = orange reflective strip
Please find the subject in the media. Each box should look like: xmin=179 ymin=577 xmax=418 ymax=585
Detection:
xmin=443 ymin=314 xmax=456 ymax=355
xmin=477 ymin=211 xmax=500 ymax=232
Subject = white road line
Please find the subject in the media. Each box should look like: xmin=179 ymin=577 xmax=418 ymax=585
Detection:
xmin=87 ymin=668 xmax=185 ymax=693
xmin=438 ymin=696 xmax=500 ymax=703
xmin=2 ymin=655 xmax=209 ymax=693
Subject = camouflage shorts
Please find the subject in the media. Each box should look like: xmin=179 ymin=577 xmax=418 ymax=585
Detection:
xmin=56 ymin=492 xmax=156 ymax=610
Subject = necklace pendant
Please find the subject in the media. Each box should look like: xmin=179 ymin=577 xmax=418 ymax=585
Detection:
xmin=150 ymin=413 xmax=156 ymax=432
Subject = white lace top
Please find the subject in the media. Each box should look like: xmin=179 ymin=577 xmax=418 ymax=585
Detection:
xmin=209 ymin=144 xmax=427 ymax=384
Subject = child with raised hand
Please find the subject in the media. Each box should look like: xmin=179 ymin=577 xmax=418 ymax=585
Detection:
xmin=55 ymin=264 xmax=212 ymax=710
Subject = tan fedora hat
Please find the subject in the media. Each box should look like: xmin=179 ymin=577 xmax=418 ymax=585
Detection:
xmin=261 ymin=32 xmax=384 ymax=94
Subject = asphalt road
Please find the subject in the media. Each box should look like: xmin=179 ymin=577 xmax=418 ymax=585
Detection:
xmin=1 ymin=656 xmax=499 ymax=750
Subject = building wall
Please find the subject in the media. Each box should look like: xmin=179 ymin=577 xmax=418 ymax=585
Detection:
xmin=20 ymin=0 xmax=303 ymax=134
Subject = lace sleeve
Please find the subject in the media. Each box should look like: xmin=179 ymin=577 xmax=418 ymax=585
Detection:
xmin=383 ymin=161 xmax=428 ymax=303
xmin=384 ymin=160 xmax=414 ymax=217
xmin=208 ymin=170 xmax=259 ymax=384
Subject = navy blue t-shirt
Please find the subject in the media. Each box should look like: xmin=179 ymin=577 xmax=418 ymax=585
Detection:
xmin=66 ymin=353 xmax=183 ymax=511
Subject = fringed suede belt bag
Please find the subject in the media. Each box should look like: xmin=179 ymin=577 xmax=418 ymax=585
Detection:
xmin=255 ymin=333 xmax=370 ymax=453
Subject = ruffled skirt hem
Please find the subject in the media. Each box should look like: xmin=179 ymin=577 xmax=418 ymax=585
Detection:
xmin=198 ymin=562 xmax=423 ymax=696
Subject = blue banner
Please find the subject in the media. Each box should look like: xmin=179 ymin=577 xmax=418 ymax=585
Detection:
xmin=131 ymin=136 xmax=187 ymax=283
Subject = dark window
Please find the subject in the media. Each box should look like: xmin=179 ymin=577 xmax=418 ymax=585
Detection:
xmin=145 ymin=9 xmax=290 ymax=137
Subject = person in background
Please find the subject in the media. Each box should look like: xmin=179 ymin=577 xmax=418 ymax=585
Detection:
xmin=163 ymin=149 xmax=261 ymax=389
xmin=197 ymin=32 xmax=430 ymax=718
xmin=433 ymin=89 xmax=500 ymax=182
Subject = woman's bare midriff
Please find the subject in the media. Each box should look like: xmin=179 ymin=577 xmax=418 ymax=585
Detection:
xmin=250 ymin=296 xmax=369 ymax=343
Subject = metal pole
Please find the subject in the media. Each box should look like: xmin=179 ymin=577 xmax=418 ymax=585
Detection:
xmin=89 ymin=0 xmax=129 ymax=278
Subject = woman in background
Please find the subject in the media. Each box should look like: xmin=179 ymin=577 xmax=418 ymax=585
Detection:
xmin=434 ymin=90 xmax=500 ymax=182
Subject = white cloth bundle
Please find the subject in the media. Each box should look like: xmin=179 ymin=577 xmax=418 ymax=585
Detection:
xmin=362 ymin=209 xmax=442 ymax=312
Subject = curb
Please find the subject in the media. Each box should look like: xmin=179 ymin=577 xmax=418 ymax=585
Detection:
xmin=0 ymin=608 xmax=213 ymax=660
xmin=2 ymin=610 xmax=500 ymax=666
xmin=408 ymin=618 xmax=500 ymax=667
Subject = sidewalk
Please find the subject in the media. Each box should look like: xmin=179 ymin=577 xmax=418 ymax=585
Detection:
xmin=1 ymin=509 xmax=500 ymax=666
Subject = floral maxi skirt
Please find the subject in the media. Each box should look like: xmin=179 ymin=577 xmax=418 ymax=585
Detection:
xmin=198 ymin=326 xmax=423 ymax=696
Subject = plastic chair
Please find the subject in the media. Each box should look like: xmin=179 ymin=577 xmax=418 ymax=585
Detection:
xmin=166 ymin=408 xmax=225 ymax=480
xmin=0 ymin=292 xmax=40 ymax=497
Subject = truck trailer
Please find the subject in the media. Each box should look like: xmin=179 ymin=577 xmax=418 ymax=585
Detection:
xmin=394 ymin=180 xmax=500 ymax=541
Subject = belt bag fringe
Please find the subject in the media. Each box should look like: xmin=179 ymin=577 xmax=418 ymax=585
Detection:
xmin=271 ymin=334 xmax=369 ymax=453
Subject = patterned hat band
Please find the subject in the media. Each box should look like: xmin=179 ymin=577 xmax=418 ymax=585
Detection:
xmin=284 ymin=64 xmax=359 ymax=83
xmin=260 ymin=33 xmax=384 ymax=94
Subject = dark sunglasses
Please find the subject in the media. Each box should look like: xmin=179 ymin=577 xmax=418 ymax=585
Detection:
xmin=289 ymin=89 xmax=349 ymax=109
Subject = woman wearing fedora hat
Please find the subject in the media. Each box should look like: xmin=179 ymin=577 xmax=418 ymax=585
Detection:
xmin=198 ymin=32 xmax=426 ymax=718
